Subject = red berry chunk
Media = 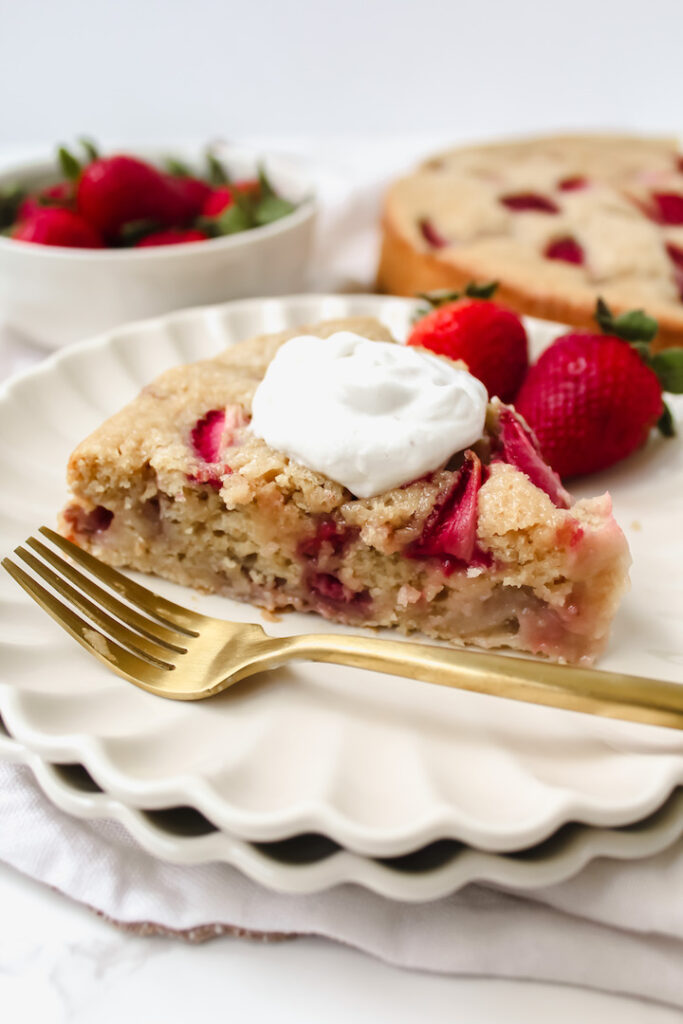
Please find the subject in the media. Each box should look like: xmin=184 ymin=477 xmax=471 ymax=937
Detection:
xmin=494 ymin=406 xmax=570 ymax=508
xmin=544 ymin=236 xmax=585 ymax=265
xmin=191 ymin=409 xmax=226 ymax=463
xmin=309 ymin=572 xmax=369 ymax=607
xmin=651 ymin=192 xmax=683 ymax=225
xmin=299 ymin=520 xmax=354 ymax=560
xmin=666 ymin=244 xmax=683 ymax=300
xmin=408 ymin=451 xmax=485 ymax=566
xmin=501 ymin=193 xmax=559 ymax=214
xmin=558 ymin=176 xmax=588 ymax=192
xmin=63 ymin=504 xmax=113 ymax=535
xmin=419 ymin=218 xmax=447 ymax=248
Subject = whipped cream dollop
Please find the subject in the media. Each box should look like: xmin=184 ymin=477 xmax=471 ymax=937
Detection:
xmin=250 ymin=332 xmax=488 ymax=498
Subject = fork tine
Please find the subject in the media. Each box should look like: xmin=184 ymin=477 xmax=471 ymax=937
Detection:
xmin=14 ymin=547 xmax=176 ymax=672
xmin=25 ymin=536 xmax=188 ymax=652
xmin=1 ymin=556 xmax=173 ymax=682
xmin=40 ymin=527 xmax=200 ymax=636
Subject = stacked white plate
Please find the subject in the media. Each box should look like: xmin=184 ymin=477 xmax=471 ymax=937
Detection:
xmin=1 ymin=294 xmax=683 ymax=901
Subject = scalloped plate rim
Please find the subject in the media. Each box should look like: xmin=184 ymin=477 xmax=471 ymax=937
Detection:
xmin=1 ymin=293 xmax=682 ymax=856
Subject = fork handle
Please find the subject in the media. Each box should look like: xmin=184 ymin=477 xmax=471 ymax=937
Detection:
xmin=284 ymin=633 xmax=683 ymax=731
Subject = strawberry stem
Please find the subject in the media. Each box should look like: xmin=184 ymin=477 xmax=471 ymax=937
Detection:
xmin=206 ymin=150 xmax=230 ymax=186
xmin=594 ymin=297 xmax=658 ymax=344
xmin=658 ymin=401 xmax=676 ymax=437
xmin=164 ymin=156 xmax=192 ymax=178
xmin=0 ymin=183 xmax=25 ymax=229
xmin=417 ymin=281 xmax=499 ymax=310
xmin=79 ymin=137 xmax=99 ymax=163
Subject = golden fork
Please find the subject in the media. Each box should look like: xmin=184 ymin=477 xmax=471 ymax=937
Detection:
xmin=2 ymin=526 xmax=683 ymax=730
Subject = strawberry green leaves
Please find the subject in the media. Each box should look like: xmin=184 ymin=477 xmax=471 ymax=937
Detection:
xmin=651 ymin=349 xmax=683 ymax=394
xmin=595 ymin=298 xmax=658 ymax=345
xmin=206 ymin=151 xmax=230 ymax=187
xmin=57 ymin=146 xmax=82 ymax=181
xmin=0 ymin=184 xmax=25 ymax=230
xmin=417 ymin=281 xmax=499 ymax=308
xmin=202 ymin=164 xmax=297 ymax=236
xmin=413 ymin=282 xmax=499 ymax=322
xmin=594 ymin=297 xmax=683 ymax=438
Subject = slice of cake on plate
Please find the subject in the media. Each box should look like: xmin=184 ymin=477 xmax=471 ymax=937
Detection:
xmin=60 ymin=316 xmax=630 ymax=665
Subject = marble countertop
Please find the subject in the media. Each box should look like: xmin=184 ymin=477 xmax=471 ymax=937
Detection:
xmin=2 ymin=861 xmax=681 ymax=1024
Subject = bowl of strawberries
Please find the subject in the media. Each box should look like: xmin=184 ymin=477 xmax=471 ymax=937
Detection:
xmin=0 ymin=139 xmax=316 ymax=347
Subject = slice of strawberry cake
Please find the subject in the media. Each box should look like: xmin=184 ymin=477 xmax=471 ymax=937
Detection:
xmin=59 ymin=316 xmax=631 ymax=665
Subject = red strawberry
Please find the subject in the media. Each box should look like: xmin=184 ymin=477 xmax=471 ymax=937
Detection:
xmin=62 ymin=504 xmax=113 ymax=535
xmin=501 ymin=193 xmax=559 ymax=213
xmin=191 ymin=409 xmax=226 ymax=463
xmin=494 ymin=406 xmax=570 ymax=508
xmin=135 ymin=228 xmax=208 ymax=247
xmin=77 ymin=156 xmax=196 ymax=239
xmin=16 ymin=181 xmax=74 ymax=221
xmin=201 ymin=186 xmax=234 ymax=217
xmin=418 ymin=218 xmax=447 ymax=248
xmin=166 ymin=175 xmax=211 ymax=218
xmin=650 ymin=192 xmax=683 ymax=225
xmin=407 ymin=450 xmax=489 ymax=570
xmin=667 ymin=244 xmax=683 ymax=299
xmin=558 ymin=176 xmax=589 ymax=192
xmin=544 ymin=236 xmax=584 ymax=265
xmin=12 ymin=208 xmax=103 ymax=248
xmin=407 ymin=286 xmax=529 ymax=402
xmin=515 ymin=301 xmax=683 ymax=478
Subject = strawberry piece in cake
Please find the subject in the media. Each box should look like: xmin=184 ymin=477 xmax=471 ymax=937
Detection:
xmin=60 ymin=317 xmax=631 ymax=665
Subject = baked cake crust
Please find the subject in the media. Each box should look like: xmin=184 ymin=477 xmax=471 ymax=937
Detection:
xmin=60 ymin=317 xmax=631 ymax=665
xmin=377 ymin=134 xmax=683 ymax=350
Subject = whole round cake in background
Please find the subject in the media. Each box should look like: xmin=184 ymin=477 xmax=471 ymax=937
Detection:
xmin=376 ymin=134 xmax=683 ymax=349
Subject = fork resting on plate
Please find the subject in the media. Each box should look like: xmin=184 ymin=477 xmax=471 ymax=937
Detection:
xmin=2 ymin=526 xmax=683 ymax=731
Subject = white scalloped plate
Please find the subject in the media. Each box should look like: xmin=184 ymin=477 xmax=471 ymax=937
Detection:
xmin=1 ymin=294 xmax=683 ymax=857
xmin=2 ymin=724 xmax=683 ymax=902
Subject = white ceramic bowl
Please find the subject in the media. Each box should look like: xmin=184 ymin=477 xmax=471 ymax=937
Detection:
xmin=0 ymin=145 xmax=317 ymax=348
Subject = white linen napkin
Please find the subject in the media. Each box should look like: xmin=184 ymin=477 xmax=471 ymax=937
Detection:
xmin=1 ymin=761 xmax=682 ymax=1009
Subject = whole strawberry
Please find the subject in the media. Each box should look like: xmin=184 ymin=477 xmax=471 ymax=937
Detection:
xmin=407 ymin=283 xmax=528 ymax=402
xmin=77 ymin=155 xmax=195 ymax=239
xmin=16 ymin=182 xmax=74 ymax=222
xmin=515 ymin=300 xmax=683 ymax=478
xmin=13 ymin=208 xmax=103 ymax=248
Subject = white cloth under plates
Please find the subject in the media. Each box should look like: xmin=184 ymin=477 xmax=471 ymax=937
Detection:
xmin=1 ymin=762 xmax=682 ymax=1008
xmin=1 ymin=137 xmax=682 ymax=1011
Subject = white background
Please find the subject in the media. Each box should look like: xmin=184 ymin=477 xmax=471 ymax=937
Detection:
xmin=2 ymin=1 xmax=683 ymax=1020
xmin=1 ymin=0 xmax=682 ymax=147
